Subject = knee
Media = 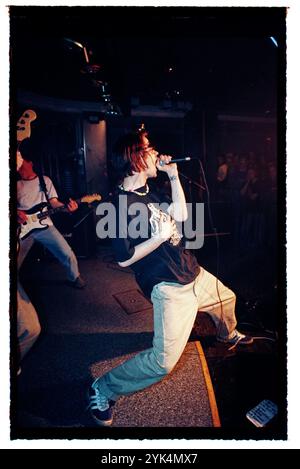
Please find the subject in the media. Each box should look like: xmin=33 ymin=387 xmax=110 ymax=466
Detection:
xmin=159 ymin=361 xmax=176 ymax=376
xmin=18 ymin=321 xmax=41 ymax=348
xmin=34 ymin=321 xmax=42 ymax=339
xmin=224 ymin=289 xmax=236 ymax=304
xmin=18 ymin=322 xmax=41 ymax=360
xmin=28 ymin=321 xmax=41 ymax=342
xmin=153 ymin=354 xmax=178 ymax=377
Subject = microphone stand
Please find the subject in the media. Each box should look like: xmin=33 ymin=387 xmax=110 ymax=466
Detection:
xmin=178 ymin=171 xmax=206 ymax=191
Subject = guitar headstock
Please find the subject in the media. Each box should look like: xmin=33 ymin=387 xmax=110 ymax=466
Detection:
xmin=80 ymin=194 xmax=102 ymax=204
xmin=17 ymin=109 xmax=37 ymax=143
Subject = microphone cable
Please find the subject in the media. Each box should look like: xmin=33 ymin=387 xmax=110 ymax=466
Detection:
xmin=197 ymin=159 xmax=225 ymax=338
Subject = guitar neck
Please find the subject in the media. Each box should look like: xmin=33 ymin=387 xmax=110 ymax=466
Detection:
xmin=38 ymin=198 xmax=82 ymax=219
xmin=34 ymin=194 xmax=100 ymax=220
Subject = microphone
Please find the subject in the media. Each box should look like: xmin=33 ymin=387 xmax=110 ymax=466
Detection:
xmin=159 ymin=157 xmax=194 ymax=166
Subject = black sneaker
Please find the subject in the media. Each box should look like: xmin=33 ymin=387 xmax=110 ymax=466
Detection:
xmin=217 ymin=329 xmax=254 ymax=346
xmin=70 ymin=276 xmax=86 ymax=289
xmin=87 ymin=379 xmax=114 ymax=426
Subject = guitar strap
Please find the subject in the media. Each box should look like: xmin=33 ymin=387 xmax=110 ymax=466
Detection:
xmin=38 ymin=175 xmax=51 ymax=204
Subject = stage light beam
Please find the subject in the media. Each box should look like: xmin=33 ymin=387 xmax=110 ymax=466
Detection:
xmin=270 ymin=36 xmax=278 ymax=47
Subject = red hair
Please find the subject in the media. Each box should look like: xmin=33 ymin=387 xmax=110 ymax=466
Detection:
xmin=111 ymin=131 xmax=150 ymax=183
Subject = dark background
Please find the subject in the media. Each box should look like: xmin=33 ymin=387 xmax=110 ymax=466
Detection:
xmin=11 ymin=6 xmax=283 ymax=114
xmin=11 ymin=6 xmax=284 ymax=202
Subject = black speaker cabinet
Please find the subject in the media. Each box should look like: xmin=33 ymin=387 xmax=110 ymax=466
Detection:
xmin=64 ymin=208 xmax=96 ymax=258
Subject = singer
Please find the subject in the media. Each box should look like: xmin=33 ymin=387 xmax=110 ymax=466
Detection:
xmin=87 ymin=129 xmax=253 ymax=426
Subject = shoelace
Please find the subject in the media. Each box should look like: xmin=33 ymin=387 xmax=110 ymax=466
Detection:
xmin=88 ymin=386 xmax=109 ymax=411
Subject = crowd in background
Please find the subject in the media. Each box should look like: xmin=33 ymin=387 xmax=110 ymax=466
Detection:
xmin=214 ymin=152 xmax=277 ymax=251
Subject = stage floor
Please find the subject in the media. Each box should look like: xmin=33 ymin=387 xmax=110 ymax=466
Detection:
xmin=13 ymin=244 xmax=284 ymax=439
xmin=14 ymin=247 xmax=221 ymax=437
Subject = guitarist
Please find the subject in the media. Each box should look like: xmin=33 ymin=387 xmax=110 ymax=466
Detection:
xmin=16 ymin=148 xmax=41 ymax=370
xmin=17 ymin=139 xmax=86 ymax=289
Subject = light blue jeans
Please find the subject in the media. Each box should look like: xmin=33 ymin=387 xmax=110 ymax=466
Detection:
xmin=18 ymin=225 xmax=80 ymax=281
xmin=97 ymin=268 xmax=237 ymax=401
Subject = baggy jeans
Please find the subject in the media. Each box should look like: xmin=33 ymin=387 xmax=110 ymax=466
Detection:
xmin=18 ymin=225 xmax=79 ymax=281
xmin=97 ymin=267 xmax=237 ymax=401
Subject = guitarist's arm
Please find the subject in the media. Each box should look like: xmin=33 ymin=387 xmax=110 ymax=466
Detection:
xmin=16 ymin=151 xmax=27 ymax=224
xmin=17 ymin=151 xmax=24 ymax=171
xmin=17 ymin=210 xmax=27 ymax=224
xmin=49 ymin=197 xmax=78 ymax=212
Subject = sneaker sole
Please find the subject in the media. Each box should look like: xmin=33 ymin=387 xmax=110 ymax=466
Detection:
xmin=238 ymin=338 xmax=254 ymax=345
xmin=217 ymin=337 xmax=254 ymax=345
xmin=90 ymin=413 xmax=113 ymax=427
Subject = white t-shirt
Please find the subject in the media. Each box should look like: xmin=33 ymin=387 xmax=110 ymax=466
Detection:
xmin=17 ymin=176 xmax=58 ymax=227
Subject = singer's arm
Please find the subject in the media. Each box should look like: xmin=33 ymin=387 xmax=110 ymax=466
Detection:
xmin=157 ymin=157 xmax=188 ymax=222
xmin=168 ymin=172 xmax=188 ymax=222
xmin=118 ymin=214 xmax=176 ymax=267
xmin=118 ymin=238 xmax=163 ymax=268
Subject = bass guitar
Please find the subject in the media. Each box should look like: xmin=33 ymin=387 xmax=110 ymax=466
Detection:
xmin=19 ymin=194 xmax=101 ymax=240
xmin=17 ymin=109 xmax=37 ymax=146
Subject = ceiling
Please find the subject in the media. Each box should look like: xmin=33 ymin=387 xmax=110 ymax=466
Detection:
xmin=10 ymin=6 xmax=285 ymax=116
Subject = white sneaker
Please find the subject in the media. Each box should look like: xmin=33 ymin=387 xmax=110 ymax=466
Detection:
xmin=217 ymin=329 xmax=253 ymax=345
xmin=87 ymin=380 xmax=114 ymax=426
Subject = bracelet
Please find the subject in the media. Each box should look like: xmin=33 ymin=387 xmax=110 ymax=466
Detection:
xmin=169 ymin=175 xmax=178 ymax=182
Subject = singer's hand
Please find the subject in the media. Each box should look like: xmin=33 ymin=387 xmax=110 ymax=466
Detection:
xmin=152 ymin=212 xmax=177 ymax=242
xmin=156 ymin=154 xmax=178 ymax=177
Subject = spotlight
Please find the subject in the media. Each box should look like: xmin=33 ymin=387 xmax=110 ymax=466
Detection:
xmin=64 ymin=37 xmax=90 ymax=63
